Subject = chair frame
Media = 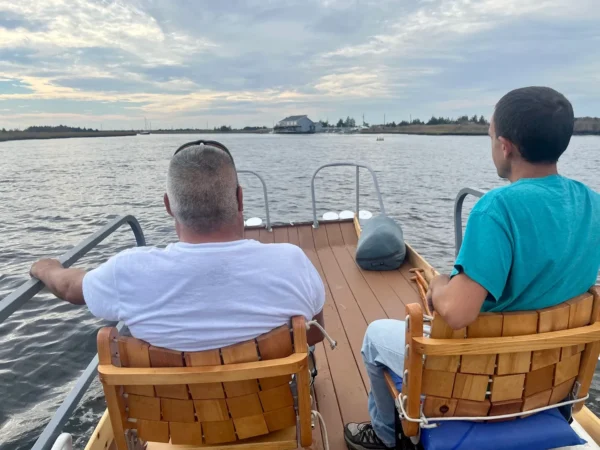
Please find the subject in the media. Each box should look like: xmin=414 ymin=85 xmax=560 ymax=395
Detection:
xmin=394 ymin=287 xmax=600 ymax=438
xmin=97 ymin=316 xmax=312 ymax=449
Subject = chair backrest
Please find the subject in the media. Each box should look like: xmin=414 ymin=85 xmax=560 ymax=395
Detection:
xmin=97 ymin=316 xmax=312 ymax=449
xmin=401 ymin=287 xmax=600 ymax=436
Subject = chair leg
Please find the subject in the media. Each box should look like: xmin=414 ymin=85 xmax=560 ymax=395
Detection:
xmin=394 ymin=408 xmax=402 ymax=450
xmin=297 ymin=369 xmax=312 ymax=447
xmin=394 ymin=409 xmax=422 ymax=450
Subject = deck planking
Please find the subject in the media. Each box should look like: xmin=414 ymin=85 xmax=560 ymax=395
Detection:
xmin=248 ymin=221 xmax=421 ymax=449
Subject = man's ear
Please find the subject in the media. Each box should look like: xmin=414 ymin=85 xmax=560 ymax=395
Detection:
xmin=237 ymin=186 xmax=244 ymax=212
xmin=164 ymin=193 xmax=174 ymax=217
xmin=498 ymin=136 xmax=515 ymax=160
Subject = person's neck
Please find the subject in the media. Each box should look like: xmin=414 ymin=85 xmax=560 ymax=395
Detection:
xmin=508 ymin=162 xmax=558 ymax=183
xmin=176 ymin=225 xmax=243 ymax=245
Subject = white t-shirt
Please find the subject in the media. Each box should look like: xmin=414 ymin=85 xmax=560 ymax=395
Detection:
xmin=82 ymin=239 xmax=325 ymax=351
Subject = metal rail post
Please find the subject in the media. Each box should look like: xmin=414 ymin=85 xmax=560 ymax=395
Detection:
xmin=453 ymin=188 xmax=484 ymax=256
xmin=311 ymin=162 xmax=386 ymax=228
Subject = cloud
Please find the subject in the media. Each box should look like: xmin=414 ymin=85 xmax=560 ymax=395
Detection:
xmin=0 ymin=0 xmax=216 ymax=65
xmin=0 ymin=0 xmax=598 ymax=129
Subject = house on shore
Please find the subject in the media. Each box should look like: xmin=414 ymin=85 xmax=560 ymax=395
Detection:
xmin=274 ymin=115 xmax=320 ymax=134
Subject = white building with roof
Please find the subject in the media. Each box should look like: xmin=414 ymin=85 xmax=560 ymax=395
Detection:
xmin=274 ymin=115 xmax=316 ymax=134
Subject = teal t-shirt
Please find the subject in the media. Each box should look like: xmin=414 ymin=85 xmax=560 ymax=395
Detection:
xmin=453 ymin=175 xmax=600 ymax=312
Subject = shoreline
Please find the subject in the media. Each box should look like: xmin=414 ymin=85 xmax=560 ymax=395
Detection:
xmin=364 ymin=124 xmax=600 ymax=136
xmin=0 ymin=131 xmax=137 ymax=142
xmin=0 ymin=129 xmax=270 ymax=143
xmin=1 ymin=126 xmax=599 ymax=143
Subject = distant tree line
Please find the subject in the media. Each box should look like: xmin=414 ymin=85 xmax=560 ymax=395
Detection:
xmin=24 ymin=125 xmax=100 ymax=132
xmin=207 ymin=125 xmax=268 ymax=132
xmin=383 ymin=115 xmax=489 ymax=127
xmin=328 ymin=117 xmax=357 ymax=128
xmin=321 ymin=114 xmax=488 ymax=128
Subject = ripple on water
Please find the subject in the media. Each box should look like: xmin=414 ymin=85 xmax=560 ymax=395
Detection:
xmin=0 ymin=134 xmax=599 ymax=449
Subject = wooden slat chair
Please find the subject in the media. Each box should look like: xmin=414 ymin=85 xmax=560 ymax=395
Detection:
xmin=97 ymin=316 xmax=312 ymax=450
xmin=384 ymin=287 xmax=600 ymax=440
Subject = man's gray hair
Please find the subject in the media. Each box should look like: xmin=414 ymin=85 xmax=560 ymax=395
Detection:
xmin=166 ymin=144 xmax=239 ymax=233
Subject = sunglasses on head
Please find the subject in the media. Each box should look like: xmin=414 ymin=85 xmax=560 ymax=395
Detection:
xmin=173 ymin=139 xmax=235 ymax=165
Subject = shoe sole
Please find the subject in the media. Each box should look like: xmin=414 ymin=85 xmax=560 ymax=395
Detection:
xmin=344 ymin=433 xmax=382 ymax=450
xmin=343 ymin=426 xmax=393 ymax=450
xmin=344 ymin=434 xmax=368 ymax=450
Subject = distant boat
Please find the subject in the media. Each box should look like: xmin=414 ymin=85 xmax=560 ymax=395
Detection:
xmin=138 ymin=118 xmax=151 ymax=135
xmin=377 ymin=136 xmax=384 ymax=141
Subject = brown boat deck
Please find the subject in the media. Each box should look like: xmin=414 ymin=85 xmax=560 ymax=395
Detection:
xmin=245 ymin=221 xmax=422 ymax=449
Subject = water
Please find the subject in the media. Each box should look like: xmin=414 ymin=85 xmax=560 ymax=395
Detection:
xmin=0 ymin=133 xmax=599 ymax=449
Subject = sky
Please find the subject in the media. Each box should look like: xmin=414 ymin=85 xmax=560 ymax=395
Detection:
xmin=0 ymin=0 xmax=598 ymax=130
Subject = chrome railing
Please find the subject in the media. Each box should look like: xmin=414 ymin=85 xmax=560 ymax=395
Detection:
xmin=0 ymin=215 xmax=145 ymax=450
xmin=31 ymin=321 xmax=126 ymax=450
xmin=0 ymin=215 xmax=145 ymax=323
xmin=454 ymin=188 xmax=484 ymax=256
xmin=310 ymin=162 xmax=386 ymax=228
xmin=238 ymin=169 xmax=271 ymax=231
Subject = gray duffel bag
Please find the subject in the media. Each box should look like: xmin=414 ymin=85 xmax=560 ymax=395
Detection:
xmin=355 ymin=215 xmax=406 ymax=271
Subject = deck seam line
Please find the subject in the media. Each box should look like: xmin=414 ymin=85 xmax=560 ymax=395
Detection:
xmin=312 ymin=228 xmax=370 ymax=392
xmin=328 ymin=246 xmax=372 ymax=326
xmin=341 ymin=244 xmax=392 ymax=320
xmin=308 ymin=247 xmax=365 ymax=425
xmin=312 ymin=342 xmax=344 ymax=449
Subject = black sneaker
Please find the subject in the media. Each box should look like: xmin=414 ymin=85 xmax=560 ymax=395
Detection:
xmin=344 ymin=422 xmax=394 ymax=449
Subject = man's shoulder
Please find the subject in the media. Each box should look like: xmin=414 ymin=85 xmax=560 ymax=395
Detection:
xmin=482 ymin=176 xmax=597 ymax=203
xmin=472 ymin=185 xmax=512 ymax=216
xmin=118 ymin=245 xmax=167 ymax=257
xmin=252 ymin=241 xmax=305 ymax=257
xmin=107 ymin=245 xmax=169 ymax=267
xmin=474 ymin=177 xmax=566 ymax=212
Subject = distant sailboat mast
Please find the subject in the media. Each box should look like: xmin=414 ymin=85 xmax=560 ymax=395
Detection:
xmin=139 ymin=117 xmax=151 ymax=135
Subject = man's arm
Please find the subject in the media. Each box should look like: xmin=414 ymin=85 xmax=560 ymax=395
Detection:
xmin=426 ymin=206 xmax=512 ymax=329
xmin=307 ymin=309 xmax=325 ymax=346
xmin=30 ymin=259 xmax=86 ymax=305
xmin=428 ymin=274 xmax=488 ymax=329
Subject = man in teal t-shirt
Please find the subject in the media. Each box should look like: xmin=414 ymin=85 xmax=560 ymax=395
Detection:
xmin=345 ymin=87 xmax=600 ymax=450
xmin=453 ymin=173 xmax=599 ymax=314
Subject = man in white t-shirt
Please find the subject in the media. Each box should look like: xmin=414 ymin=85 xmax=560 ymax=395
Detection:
xmin=30 ymin=140 xmax=325 ymax=351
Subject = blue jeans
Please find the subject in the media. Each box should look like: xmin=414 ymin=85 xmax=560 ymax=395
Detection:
xmin=362 ymin=319 xmax=407 ymax=447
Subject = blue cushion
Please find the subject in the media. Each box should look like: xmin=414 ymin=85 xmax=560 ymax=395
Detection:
xmin=387 ymin=371 xmax=585 ymax=450
xmin=390 ymin=370 xmax=403 ymax=391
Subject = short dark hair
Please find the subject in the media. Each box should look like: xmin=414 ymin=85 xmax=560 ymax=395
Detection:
xmin=167 ymin=145 xmax=239 ymax=233
xmin=494 ymin=87 xmax=574 ymax=163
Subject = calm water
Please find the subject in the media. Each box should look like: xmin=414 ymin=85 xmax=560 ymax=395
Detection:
xmin=0 ymin=134 xmax=599 ymax=449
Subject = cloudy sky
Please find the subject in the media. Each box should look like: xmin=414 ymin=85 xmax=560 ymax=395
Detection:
xmin=0 ymin=0 xmax=598 ymax=130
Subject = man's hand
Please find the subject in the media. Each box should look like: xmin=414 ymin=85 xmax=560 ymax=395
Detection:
xmin=429 ymin=274 xmax=451 ymax=292
xmin=428 ymin=273 xmax=487 ymax=329
xmin=426 ymin=289 xmax=434 ymax=314
xmin=30 ymin=258 xmax=63 ymax=279
xmin=30 ymin=258 xmax=86 ymax=305
xmin=426 ymin=274 xmax=450 ymax=313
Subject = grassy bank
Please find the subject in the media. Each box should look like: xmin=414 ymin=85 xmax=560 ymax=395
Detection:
xmin=364 ymin=117 xmax=600 ymax=136
xmin=150 ymin=129 xmax=271 ymax=135
xmin=574 ymin=117 xmax=600 ymax=135
xmin=363 ymin=123 xmax=488 ymax=136
xmin=0 ymin=131 xmax=137 ymax=142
